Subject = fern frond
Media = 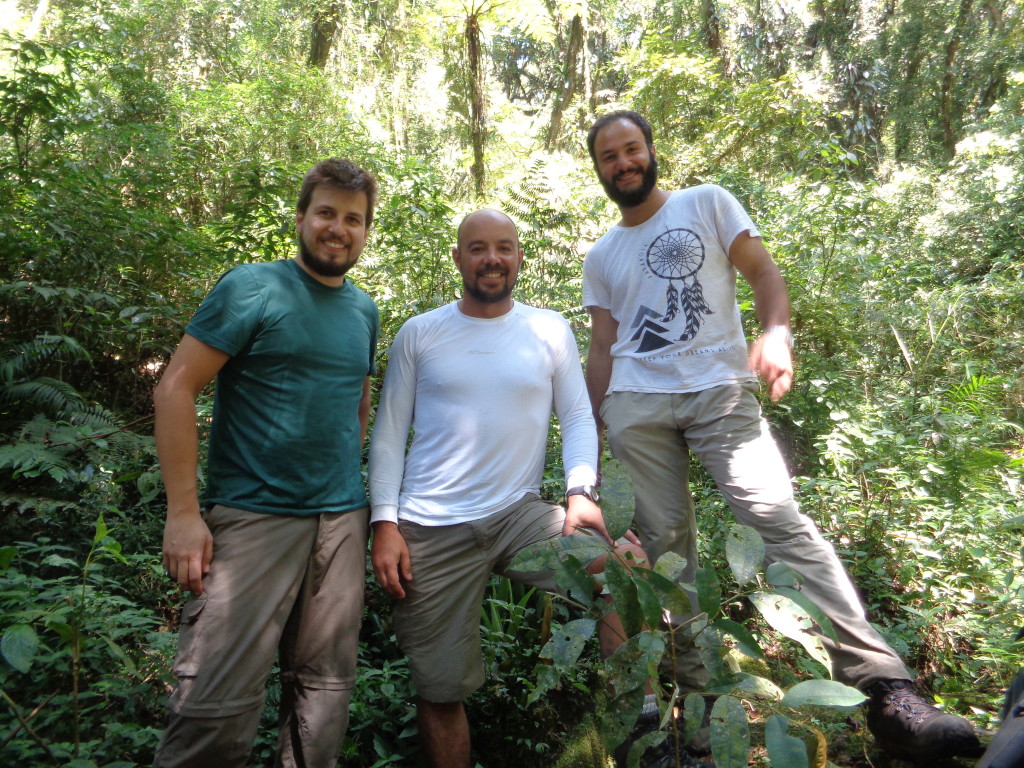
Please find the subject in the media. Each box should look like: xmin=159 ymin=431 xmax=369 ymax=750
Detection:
xmin=0 ymin=491 xmax=80 ymax=517
xmin=0 ymin=441 xmax=77 ymax=483
xmin=0 ymin=334 xmax=89 ymax=382
xmin=946 ymin=374 xmax=1005 ymax=415
xmin=3 ymin=377 xmax=86 ymax=417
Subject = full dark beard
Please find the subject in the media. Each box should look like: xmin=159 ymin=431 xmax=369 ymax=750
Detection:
xmin=298 ymin=237 xmax=354 ymax=278
xmin=600 ymin=154 xmax=658 ymax=208
xmin=463 ymin=278 xmax=514 ymax=304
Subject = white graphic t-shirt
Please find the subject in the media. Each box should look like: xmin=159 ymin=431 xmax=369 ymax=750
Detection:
xmin=583 ymin=185 xmax=760 ymax=394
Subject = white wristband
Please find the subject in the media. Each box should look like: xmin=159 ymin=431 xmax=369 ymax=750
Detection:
xmin=766 ymin=325 xmax=794 ymax=350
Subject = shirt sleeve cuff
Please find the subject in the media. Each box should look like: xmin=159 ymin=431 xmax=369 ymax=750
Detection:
xmin=565 ymin=466 xmax=598 ymax=489
xmin=370 ymin=505 xmax=400 ymax=526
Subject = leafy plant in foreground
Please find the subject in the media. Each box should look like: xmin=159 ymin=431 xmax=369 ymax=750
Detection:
xmin=0 ymin=514 xmax=166 ymax=766
xmin=510 ymin=485 xmax=867 ymax=768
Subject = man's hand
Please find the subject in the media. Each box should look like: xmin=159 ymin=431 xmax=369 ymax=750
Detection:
xmin=163 ymin=510 xmax=213 ymax=595
xmin=371 ymin=521 xmax=412 ymax=599
xmin=562 ymin=494 xmax=614 ymax=545
xmin=749 ymin=329 xmax=793 ymax=402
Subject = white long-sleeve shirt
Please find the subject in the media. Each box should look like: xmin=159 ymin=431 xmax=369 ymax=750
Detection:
xmin=368 ymin=301 xmax=598 ymax=526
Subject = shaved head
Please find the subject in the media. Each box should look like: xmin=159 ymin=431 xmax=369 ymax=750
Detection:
xmin=456 ymin=209 xmax=520 ymax=251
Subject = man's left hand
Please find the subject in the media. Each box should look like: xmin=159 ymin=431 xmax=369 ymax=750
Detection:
xmin=562 ymin=494 xmax=614 ymax=545
xmin=749 ymin=330 xmax=793 ymax=402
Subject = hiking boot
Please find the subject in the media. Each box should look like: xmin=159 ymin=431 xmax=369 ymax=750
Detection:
xmin=864 ymin=679 xmax=982 ymax=764
xmin=614 ymin=710 xmax=715 ymax=768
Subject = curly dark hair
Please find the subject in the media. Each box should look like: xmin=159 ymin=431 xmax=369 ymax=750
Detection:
xmin=296 ymin=158 xmax=379 ymax=227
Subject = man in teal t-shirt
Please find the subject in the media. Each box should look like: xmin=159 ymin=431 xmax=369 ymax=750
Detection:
xmin=152 ymin=158 xmax=379 ymax=768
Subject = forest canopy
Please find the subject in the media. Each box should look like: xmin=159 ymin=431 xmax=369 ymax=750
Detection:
xmin=1 ymin=0 xmax=1022 ymax=766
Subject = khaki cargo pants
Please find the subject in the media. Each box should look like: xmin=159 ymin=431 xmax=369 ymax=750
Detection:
xmin=153 ymin=504 xmax=368 ymax=768
xmin=602 ymin=384 xmax=911 ymax=691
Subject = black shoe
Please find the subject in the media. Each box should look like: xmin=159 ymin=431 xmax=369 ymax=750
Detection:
xmin=614 ymin=710 xmax=715 ymax=768
xmin=864 ymin=679 xmax=982 ymax=764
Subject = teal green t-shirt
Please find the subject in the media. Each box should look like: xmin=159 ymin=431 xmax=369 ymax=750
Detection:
xmin=186 ymin=259 xmax=378 ymax=516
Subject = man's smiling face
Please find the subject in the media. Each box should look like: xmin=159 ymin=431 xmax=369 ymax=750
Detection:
xmin=295 ymin=185 xmax=370 ymax=281
xmin=453 ymin=209 xmax=524 ymax=313
xmin=593 ymin=118 xmax=659 ymax=208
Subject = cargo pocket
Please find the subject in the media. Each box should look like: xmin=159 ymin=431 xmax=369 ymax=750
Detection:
xmin=171 ymin=595 xmax=209 ymax=679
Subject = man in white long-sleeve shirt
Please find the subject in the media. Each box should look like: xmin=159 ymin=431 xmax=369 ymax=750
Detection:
xmin=369 ymin=208 xmax=645 ymax=768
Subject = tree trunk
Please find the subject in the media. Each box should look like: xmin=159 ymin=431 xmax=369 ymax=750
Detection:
xmin=546 ymin=13 xmax=584 ymax=151
xmin=466 ymin=11 xmax=486 ymax=198
xmin=941 ymin=0 xmax=975 ymax=156
xmin=308 ymin=2 xmax=341 ymax=69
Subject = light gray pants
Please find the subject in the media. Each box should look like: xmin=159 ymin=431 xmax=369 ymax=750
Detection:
xmin=601 ymin=384 xmax=910 ymax=691
xmin=153 ymin=504 xmax=369 ymax=768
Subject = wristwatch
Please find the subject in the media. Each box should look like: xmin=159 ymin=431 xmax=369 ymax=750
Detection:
xmin=766 ymin=324 xmax=795 ymax=350
xmin=565 ymin=485 xmax=600 ymax=503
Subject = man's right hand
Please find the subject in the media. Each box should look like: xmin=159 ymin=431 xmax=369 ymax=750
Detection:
xmin=371 ymin=521 xmax=412 ymax=599
xmin=162 ymin=510 xmax=213 ymax=595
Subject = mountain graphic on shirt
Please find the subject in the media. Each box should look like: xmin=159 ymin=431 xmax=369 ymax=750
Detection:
xmin=628 ymin=306 xmax=673 ymax=352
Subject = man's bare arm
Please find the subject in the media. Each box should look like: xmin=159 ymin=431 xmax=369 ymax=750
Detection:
xmin=358 ymin=376 xmax=372 ymax=445
xmin=585 ymin=307 xmax=619 ymax=434
xmin=153 ymin=334 xmax=230 ymax=594
xmin=730 ymin=232 xmax=793 ymax=402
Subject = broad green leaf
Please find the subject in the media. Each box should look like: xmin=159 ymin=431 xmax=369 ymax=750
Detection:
xmin=765 ymin=715 xmax=809 ymax=768
xmin=2 ymin=624 xmax=38 ymax=673
xmin=653 ymin=551 xmax=689 ymax=583
xmin=735 ymin=673 xmax=784 ymax=700
xmin=93 ymin=513 xmax=109 ymax=545
xmin=710 ymin=695 xmax=750 ymax=768
xmin=539 ymin=618 xmax=596 ymax=671
xmin=725 ymin=525 xmax=764 ymax=586
xmin=695 ymin=566 xmax=722 ymax=617
xmin=681 ymin=692 xmax=706 ymax=746
xmin=772 ymin=587 xmax=838 ymax=644
xmin=781 ymin=680 xmax=866 ymax=709
xmin=0 ymin=546 xmax=17 ymax=570
xmin=136 ymin=470 xmax=161 ymax=504
xmin=624 ymin=730 xmax=667 ymax=768
xmin=42 ymin=553 xmax=78 ymax=569
xmin=604 ymin=631 xmax=664 ymax=695
xmin=102 ymin=634 xmax=138 ymax=676
xmin=998 ymin=514 xmax=1024 ymax=530
xmin=697 ymin=644 xmax=727 ymax=682
xmin=766 ymin=561 xmax=804 ymax=587
xmin=601 ymin=686 xmax=645 ymax=751
xmin=554 ymin=554 xmax=597 ymax=606
xmin=636 ymin=568 xmax=695 ymax=616
xmin=713 ymin=617 xmax=765 ymax=660
xmin=599 ymin=458 xmax=636 ymax=540
xmin=748 ymin=592 xmax=831 ymax=672
xmin=527 ymin=663 xmax=560 ymax=705
xmin=509 ymin=534 xmax=605 ymax=572
xmin=45 ymin=620 xmax=74 ymax=645
xmin=634 ymin=574 xmax=663 ymax=631
xmin=606 ymin=557 xmax=643 ymax=638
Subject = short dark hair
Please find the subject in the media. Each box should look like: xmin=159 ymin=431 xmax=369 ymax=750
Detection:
xmin=586 ymin=110 xmax=655 ymax=165
xmin=296 ymin=158 xmax=379 ymax=228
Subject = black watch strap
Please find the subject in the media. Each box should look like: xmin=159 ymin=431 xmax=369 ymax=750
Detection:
xmin=565 ymin=485 xmax=600 ymax=503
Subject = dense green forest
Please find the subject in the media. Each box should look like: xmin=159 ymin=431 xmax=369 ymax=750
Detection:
xmin=1 ymin=0 xmax=1022 ymax=765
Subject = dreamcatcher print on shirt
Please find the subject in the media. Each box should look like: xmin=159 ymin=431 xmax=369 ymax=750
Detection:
xmin=645 ymin=227 xmax=713 ymax=341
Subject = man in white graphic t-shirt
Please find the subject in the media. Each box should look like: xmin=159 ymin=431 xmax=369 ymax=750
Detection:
xmin=583 ymin=110 xmax=980 ymax=766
